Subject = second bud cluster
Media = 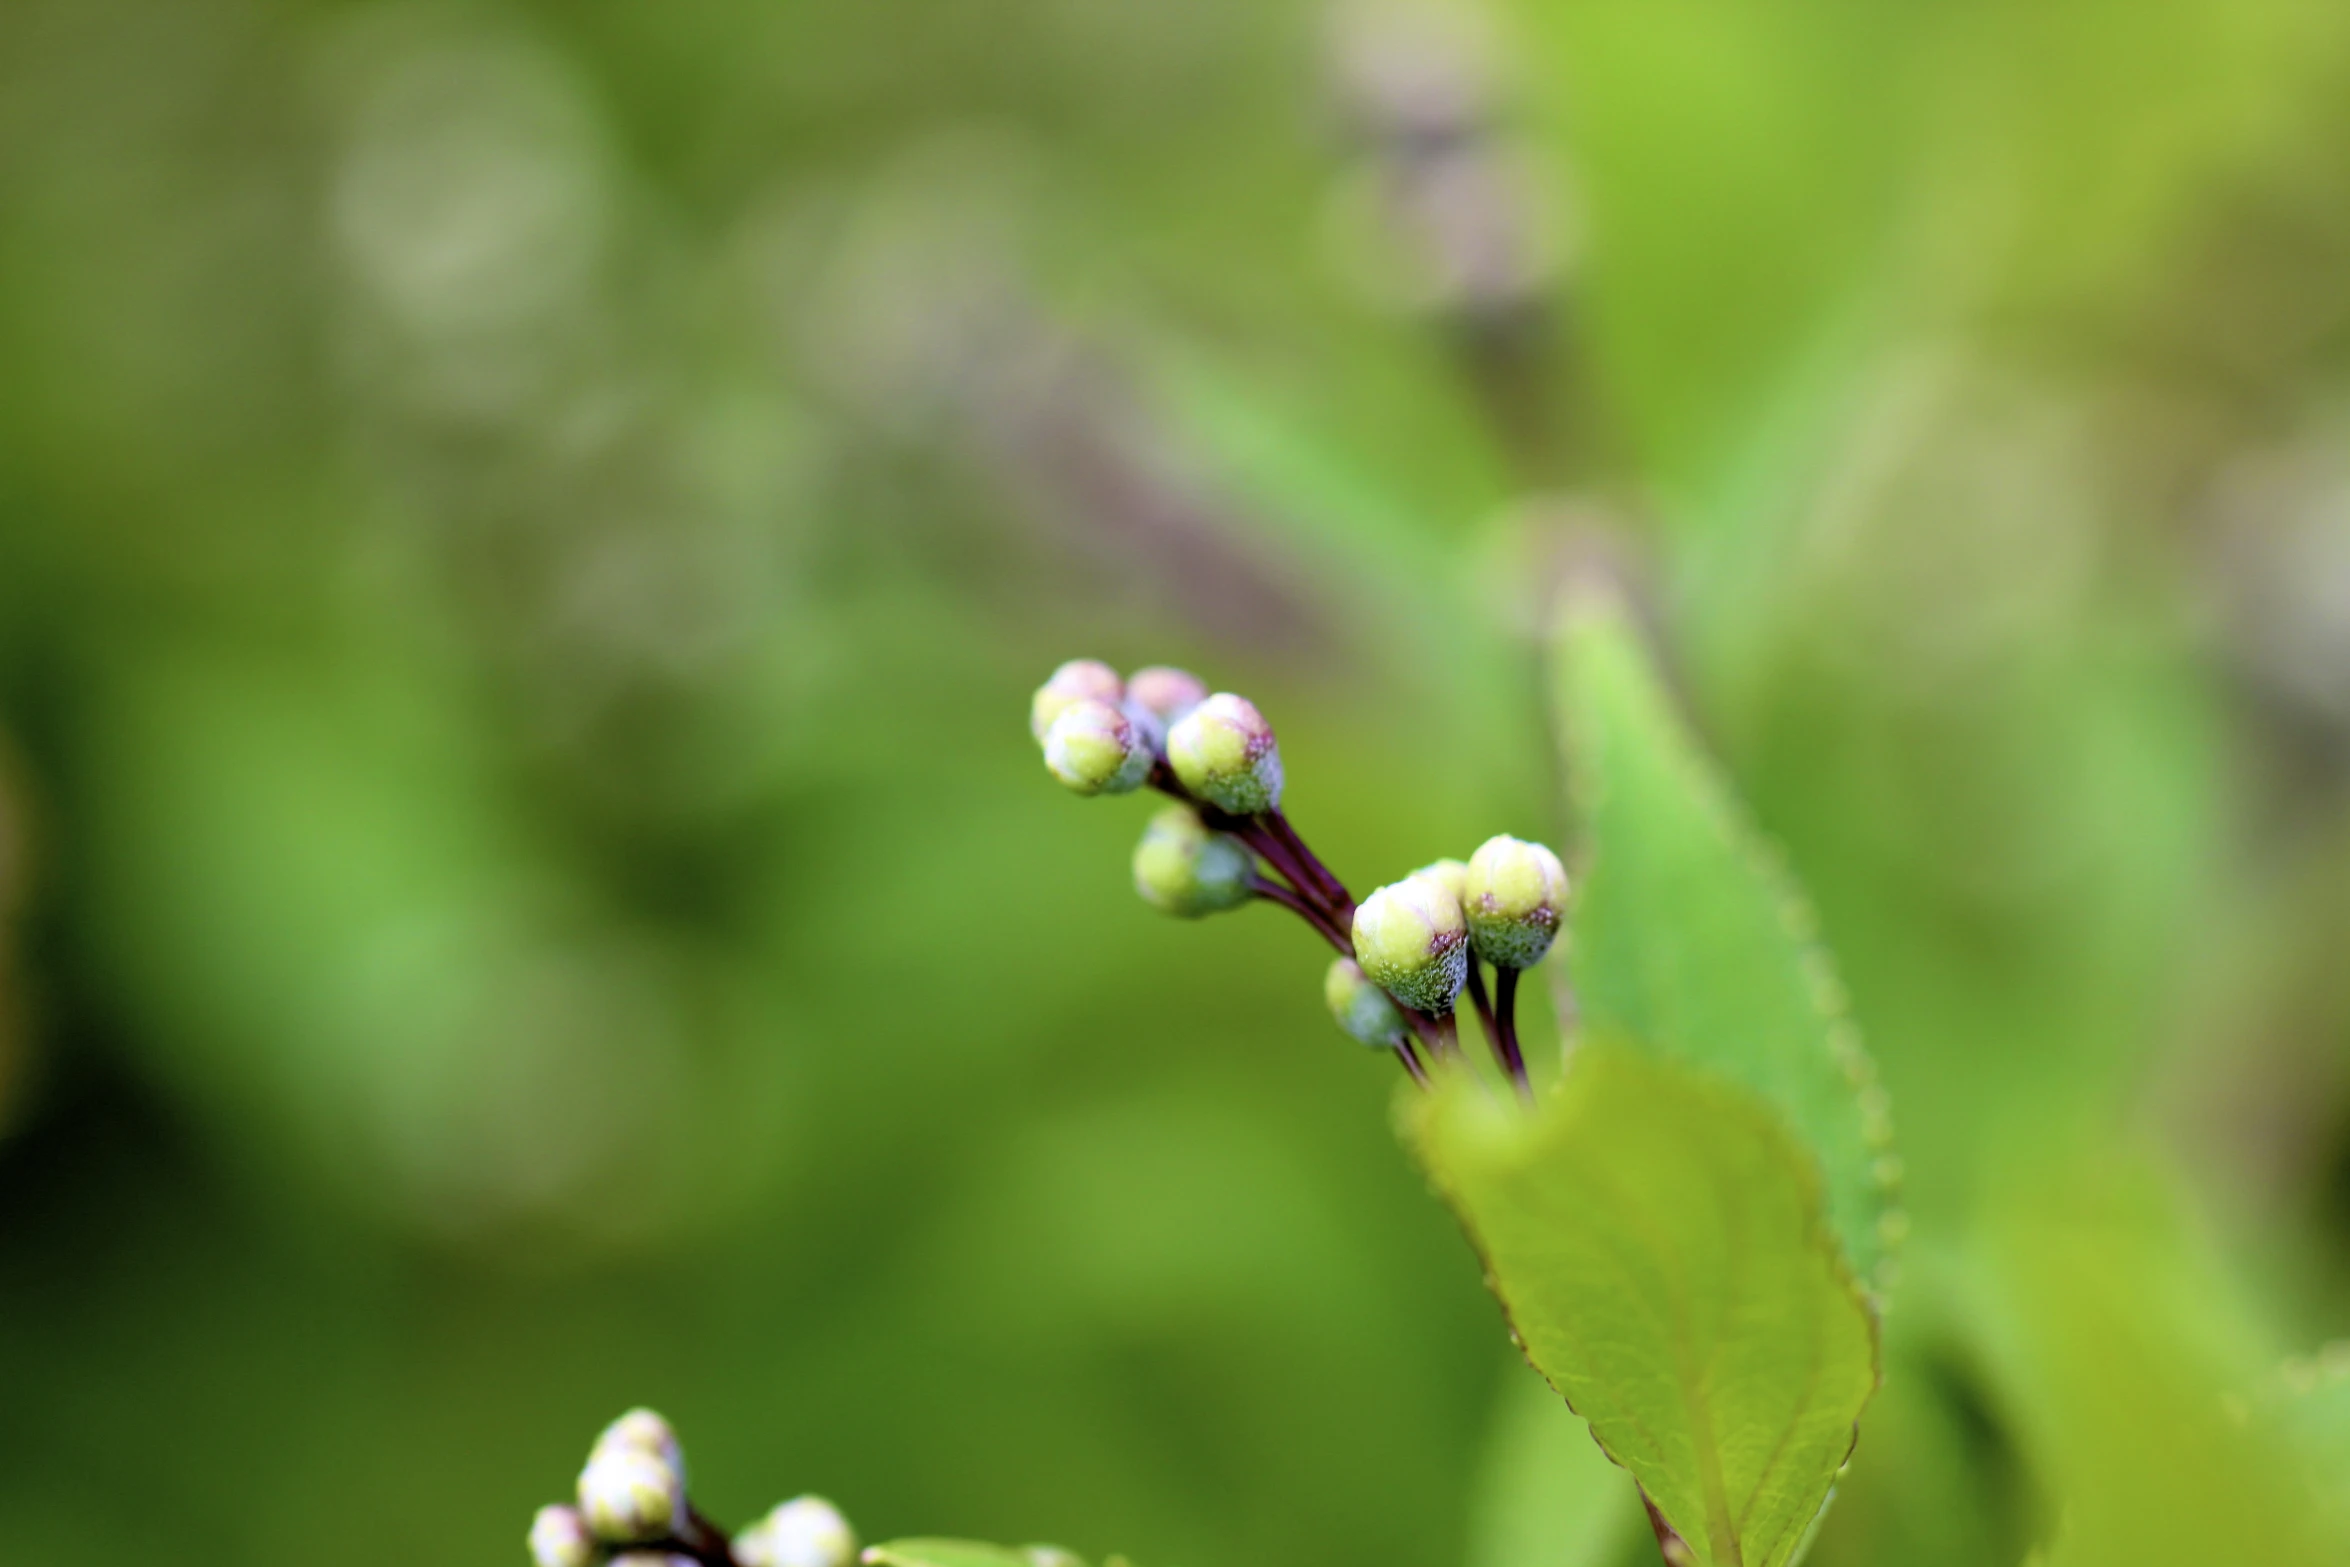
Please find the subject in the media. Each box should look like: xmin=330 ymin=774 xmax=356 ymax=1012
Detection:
xmin=1031 ymin=657 xmax=1570 ymax=1092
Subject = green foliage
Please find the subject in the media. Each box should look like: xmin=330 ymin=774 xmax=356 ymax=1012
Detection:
xmin=1465 ymin=1370 xmax=1647 ymax=1567
xmin=1407 ymin=1044 xmax=1879 ymax=1567
xmin=1552 ymin=589 xmax=1897 ymax=1295
xmin=1965 ymin=1154 xmax=2347 ymax=1567
xmin=866 ymin=1542 xmax=1103 ymax=1567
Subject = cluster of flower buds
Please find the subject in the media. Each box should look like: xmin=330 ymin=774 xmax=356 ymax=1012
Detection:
xmin=529 ymin=1410 xmax=858 ymax=1567
xmin=1031 ymin=660 xmax=1569 ymax=1094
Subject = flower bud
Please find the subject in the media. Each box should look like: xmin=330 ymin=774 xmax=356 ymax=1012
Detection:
xmin=734 ymin=1496 xmax=859 ymax=1567
xmin=1167 ymin=693 xmax=1283 ymax=815
xmin=578 ymin=1444 xmax=686 ymax=1544
xmin=1029 ymin=659 xmax=1124 ymax=743
xmin=1351 ymin=872 xmax=1469 ymax=1013
xmin=1413 ymin=858 xmax=1469 ymax=903
xmin=1126 ymin=665 xmax=1208 ymax=725
xmin=1132 ymin=805 xmax=1256 ymax=917
xmin=592 ymin=1408 xmax=684 ymax=1475
xmin=1043 ymin=699 xmax=1153 ymax=796
xmin=530 ymin=1505 xmax=597 ymax=1567
xmin=1324 ymin=957 xmax=1409 ymax=1048
xmin=1463 ymin=834 xmax=1568 ymax=969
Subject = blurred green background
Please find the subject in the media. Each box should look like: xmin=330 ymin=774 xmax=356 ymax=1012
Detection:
xmin=6 ymin=0 xmax=2350 ymax=1563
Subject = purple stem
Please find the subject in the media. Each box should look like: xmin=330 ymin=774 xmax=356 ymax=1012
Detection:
xmin=1394 ymin=1038 xmax=1431 ymax=1086
xmin=1252 ymin=876 xmax=1351 ymax=952
xmin=1495 ymin=965 xmax=1532 ymax=1101
xmin=1464 ymin=961 xmax=1499 ymax=1054
xmin=1266 ymin=808 xmax=1351 ymax=908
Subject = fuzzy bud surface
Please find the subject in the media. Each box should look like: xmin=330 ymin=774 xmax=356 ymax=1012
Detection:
xmin=1463 ymin=834 xmax=1567 ymax=969
xmin=1166 ymin=693 xmax=1283 ymax=815
xmin=1029 ymin=660 xmax=1123 ymax=743
xmin=734 ymin=1496 xmax=859 ymax=1567
xmin=1044 ymin=699 xmax=1153 ymax=796
xmin=1126 ymin=666 xmax=1208 ymax=725
xmin=1351 ymin=872 xmax=1469 ymax=1013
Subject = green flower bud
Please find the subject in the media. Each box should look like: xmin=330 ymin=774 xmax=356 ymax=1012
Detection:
xmin=1167 ymin=693 xmax=1283 ymax=815
xmin=578 ymin=1445 xmax=685 ymax=1544
xmin=734 ymin=1497 xmax=858 ymax=1567
xmin=1043 ymin=698 xmax=1153 ymax=796
xmin=1413 ymin=858 xmax=1469 ymax=903
xmin=1132 ymin=805 xmax=1256 ymax=917
xmin=530 ymin=1505 xmax=597 ymax=1567
xmin=1324 ymin=957 xmax=1409 ymax=1048
xmin=1464 ymin=834 xmax=1568 ymax=969
xmin=1126 ymin=665 xmax=1207 ymax=725
xmin=1351 ymin=872 xmax=1468 ymax=1013
xmin=1030 ymin=659 xmax=1124 ymax=743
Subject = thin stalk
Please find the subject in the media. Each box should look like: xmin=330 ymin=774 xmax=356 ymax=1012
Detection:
xmin=1425 ymin=1009 xmax=1461 ymax=1060
xmin=1463 ymin=960 xmax=1499 ymax=1055
xmin=673 ymin=1507 xmax=741 ymax=1567
xmin=1393 ymin=1038 xmax=1431 ymax=1087
xmin=1252 ymin=875 xmax=1351 ymax=953
xmin=1265 ymin=808 xmax=1350 ymax=907
xmin=1494 ymin=965 xmax=1532 ymax=1101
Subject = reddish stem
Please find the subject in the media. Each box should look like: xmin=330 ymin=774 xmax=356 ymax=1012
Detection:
xmin=1494 ymin=965 xmax=1532 ymax=1101
xmin=1252 ymin=876 xmax=1351 ymax=952
xmin=1394 ymin=1038 xmax=1431 ymax=1086
xmin=1266 ymin=808 xmax=1351 ymax=908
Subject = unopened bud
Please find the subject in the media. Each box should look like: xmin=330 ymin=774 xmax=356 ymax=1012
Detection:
xmin=578 ymin=1445 xmax=685 ymax=1544
xmin=1044 ymin=699 xmax=1153 ymax=796
xmin=1414 ymin=858 xmax=1469 ymax=902
xmin=1030 ymin=659 xmax=1124 ymax=743
xmin=592 ymin=1408 xmax=684 ymax=1475
xmin=734 ymin=1496 xmax=859 ymax=1567
xmin=1167 ymin=693 xmax=1283 ymax=815
xmin=1325 ymin=957 xmax=1409 ymax=1048
xmin=1464 ymin=835 xmax=1567 ymax=969
xmin=530 ymin=1505 xmax=597 ymax=1567
xmin=1351 ymin=872 xmax=1468 ymax=1013
xmin=1126 ymin=665 xmax=1208 ymax=725
xmin=1133 ymin=805 xmax=1255 ymax=916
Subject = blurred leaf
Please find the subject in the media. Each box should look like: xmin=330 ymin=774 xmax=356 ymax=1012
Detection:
xmin=1466 ymin=1367 xmax=1647 ymax=1567
xmin=1553 ymin=587 xmax=1897 ymax=1292
xmin=866 ymin=1542 xmax=1088 ymax=1567
xmin=1405 ymin=1043 xmax=1879 ymax=1567
xmin=2272 ymin=1347 xmax=2350 ymax=1541
xmin=1971 ymin=1151 xmax=2341 ymax=1567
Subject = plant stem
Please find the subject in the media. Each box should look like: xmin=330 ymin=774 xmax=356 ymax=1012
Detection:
xmin=1494 ymin=965 xmax=1532 ymax=1101
xmin=1464 ymin=960 xmax=1499 ymax=1052
xmin=1252 ymin=876 xmax=1351 ymax=952
xmin=672 ymin=1507 xmax=741 ymax=1567
xmin=1265 ymin=808 xmax=1350 ymax=908
xmin=1393 ymin=1038 xmax=1430 ymax=1086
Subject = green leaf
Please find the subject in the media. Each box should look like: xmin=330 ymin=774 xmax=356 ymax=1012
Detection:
xmin=1970 ymin=1153 xmax=2343 ymax=1567
xmin=1552 ymin=588 xmax=1898 ymax=1294
xmin=1407 ymin=1043 xmax=1880 ymax=1567
xmin=863 ymin=1542 xmax=1091 ymax=1567
xmin=1467 ymin=1368 xmax=1648 ymax=1567
xmin=2275 ymin=1347 xmax=2350 ymax=1540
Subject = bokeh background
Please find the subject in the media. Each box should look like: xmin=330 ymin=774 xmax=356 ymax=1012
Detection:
xmin=7 ymin=1 xmax=2350 ymax=1564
